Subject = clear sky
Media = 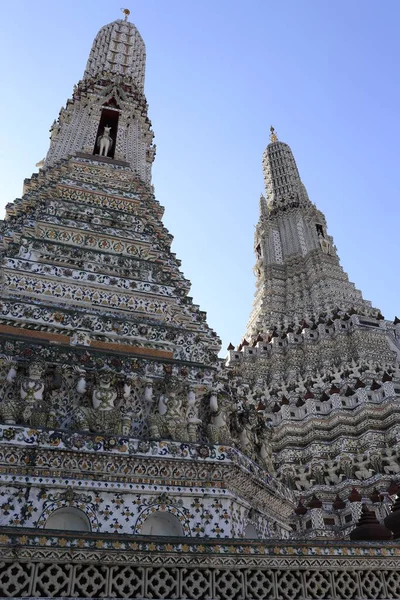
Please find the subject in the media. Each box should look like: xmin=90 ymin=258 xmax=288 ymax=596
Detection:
xmin=1 ymin=0 xmax=399 ymax=354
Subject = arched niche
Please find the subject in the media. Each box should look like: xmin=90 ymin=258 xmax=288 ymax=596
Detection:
xmin=244 ymin=523 xmax=259 ymax=539
xmin=45 ymin=507 xmax=91 ymax=532
xmin=93 ymin=100 xmax=120 ymax=159
xmin=140 ymin=510 xmax=184 ymax=537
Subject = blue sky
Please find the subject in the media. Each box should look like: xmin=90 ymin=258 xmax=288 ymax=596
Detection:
xmin=1 ymin=1 xmax=399 ymax=353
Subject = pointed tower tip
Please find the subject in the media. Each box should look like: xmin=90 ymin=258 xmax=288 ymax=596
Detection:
xmin=259 ymin=193 xmax=268 ymax=217
xmin=121 ymin=8 xmax=131 ymax=21
xmin=83 ymin=11 xmax=145 ymax=90
xmin=269 ymin=126 xmax=278 ymax=143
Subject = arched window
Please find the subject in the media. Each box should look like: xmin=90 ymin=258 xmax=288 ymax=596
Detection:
xmin=244 ymin=523 xmax=259 ymax=539
xmin=140 ymin=511 xmax=184 ymax=536
xmin=45 ymin=507 xmax=91 ymax=532
xmin=93 ymin=98 xmax=121 ymax=159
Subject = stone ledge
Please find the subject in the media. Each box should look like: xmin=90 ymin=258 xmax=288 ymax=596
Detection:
xmin=0 ymin=324 xmax=173 ymax=360
xmin=75 ymin=152 xmax=131 ymax=168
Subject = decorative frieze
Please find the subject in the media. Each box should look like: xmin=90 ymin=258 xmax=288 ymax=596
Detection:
xmin=1 ymin=532 xmax=400 ymax=599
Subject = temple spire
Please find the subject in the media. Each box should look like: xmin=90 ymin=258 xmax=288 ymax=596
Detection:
xmin=262 ymin=133 xmax=309 ymax=207
xmin=43 ymin=16 xmax=154 ymax=181
xmin=246 ymin=135 xmax=374 ymax=338
xmin=259 ymin=193 xmax=268 ymax=218
xmin=83 ymin=17 xmax=146 ymax=86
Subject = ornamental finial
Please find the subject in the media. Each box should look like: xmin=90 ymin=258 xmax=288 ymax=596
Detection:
xmin=270 ymin=126 xmax=278 ymax=143
xmin=121 ymin=8 xmax=130 ymax=21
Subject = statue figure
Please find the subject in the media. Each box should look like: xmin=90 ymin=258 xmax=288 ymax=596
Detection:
xmin=235 ymin=407 xmax=259 ymax=459
xmin=0 ymin=361 xmax=19 ymax=424
xmin=383 ymin=447 xmax=400 ymax=475
xmin=280 ymin=463 xmax=298 ymax=490
xmin=74 ymin=370 xmax=131 ymax=435
xmin=92 ymin=372 xmax=117 ymax=411
xmin=0 ymin=360 xmax=63 ymax=428
xmin=318 ymin=232 xmax=331 ymax=255
xmin=310 ymin=458 xmax=326 ymax=485
xmin=298 ymin=465 xmax=313 ymax=491
xmin=149 ymin=378 xmax=188 ymax=441
xmin=20 ymin=361 xmax=45 ymax=423
xmin=185 ymin=386 xmax=202 ymax=443
xmin=207 ymin=392 xmax=234 ymax=445
xmin=368 ymin=449 xmax=383 ymax=474
xmin=97 ymin=125 xmax=113 ymax=157
xmin=324 ymin=460 xmax=342 ymax=485
xmin=354 ymin=453 xmax=374 ymax=480
xmin=258 ymin=424 xmax=274 ymax=473
xmin=338 ymin=454 xmax=355 ymax=479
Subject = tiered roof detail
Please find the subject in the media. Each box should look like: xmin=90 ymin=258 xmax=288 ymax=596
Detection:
xmin=263 ymin=128 xmax=310 ymax=208
xmin=2 ymin=157 xmax=219 ymax=368
xmin=83 ymin=19 xmax=146 ymax=88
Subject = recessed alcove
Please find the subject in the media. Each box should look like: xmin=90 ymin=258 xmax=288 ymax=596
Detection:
xmin=45 ymin=507 xmax=91 ymax=532
xmin=244 ymin=523 xmax=259 ymax=539
xmin=93 ymin=104 xmax=120 ymax=158
xmin=140 ymin=511 xmax=184 ymax=536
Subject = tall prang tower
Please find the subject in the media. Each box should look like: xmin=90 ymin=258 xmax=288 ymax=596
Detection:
xmin=1 ymin=15 xmax=400 ymax=600
xmin=0 ymin=14 xmax=304 ymax=599
xmin=228 ymin=127 xmax=400 ymax=540
xmin=247 ymin=126 xmax=373 ymax=336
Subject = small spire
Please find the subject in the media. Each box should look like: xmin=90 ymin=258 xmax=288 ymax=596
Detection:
xmin=121 ymin=8 xmax=130 ymax=21
xmin=259 ymin=193 xmax=268 ymax=217
xmin=269 ymin=125 xmax=278 ymax=143
xmin=350 ymin=504 xmax=392 ymax=541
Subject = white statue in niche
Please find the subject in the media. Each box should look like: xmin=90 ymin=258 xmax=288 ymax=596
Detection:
xmin=97 ymin=126 xmax=113 ymax=157
xmin=318 ymin=232 xmax=331 ymax=255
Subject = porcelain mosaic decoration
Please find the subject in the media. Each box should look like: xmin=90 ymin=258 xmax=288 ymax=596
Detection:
xmin=0 ymin=10 xmax=400 ymax=600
